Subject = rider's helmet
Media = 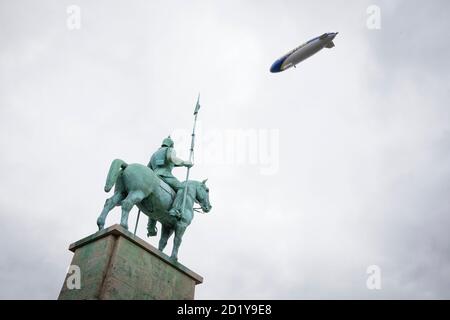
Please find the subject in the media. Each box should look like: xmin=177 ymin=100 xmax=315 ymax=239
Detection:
xmin=161 ymin=136 xmax=174 ymax=148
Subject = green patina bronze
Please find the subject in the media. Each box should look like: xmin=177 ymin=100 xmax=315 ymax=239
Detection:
xmin=146 ymin=135 xmax=193 ymax=236
xmin=97 ymin=95 xmax=211 ymax=261
xmin=97 ymin=159 xmax=211 ymax=261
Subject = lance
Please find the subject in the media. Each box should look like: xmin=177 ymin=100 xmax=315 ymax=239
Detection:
xmin=134 ymin=209 xmax=140 ymax=235
xmin=180 ymin=94 xmax=201 ymax=217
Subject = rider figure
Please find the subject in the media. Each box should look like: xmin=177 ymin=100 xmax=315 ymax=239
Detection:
xmin=146 ymin=136 xmax=192 ymax=236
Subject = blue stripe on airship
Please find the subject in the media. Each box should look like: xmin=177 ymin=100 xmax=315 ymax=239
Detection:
xmin=270 ymin=55 xmax=288 ymax=73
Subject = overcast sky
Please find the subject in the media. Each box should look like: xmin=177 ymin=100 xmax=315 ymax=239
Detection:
xmin=0 ymin=0 xmax=449 ymax=299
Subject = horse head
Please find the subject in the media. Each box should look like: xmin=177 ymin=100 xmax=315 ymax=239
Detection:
xmin=196 ymin=179 xmax=212 ymax=213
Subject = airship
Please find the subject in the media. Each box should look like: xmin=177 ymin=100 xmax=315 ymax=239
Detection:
xmin=270 ymin=32 xmax=338 ymax=73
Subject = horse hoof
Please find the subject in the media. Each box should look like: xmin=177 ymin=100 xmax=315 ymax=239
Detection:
xmin=147 ymin=230 xmax=157 ymax=237
xmin=97 ymin=222 xmax=104 ymax=230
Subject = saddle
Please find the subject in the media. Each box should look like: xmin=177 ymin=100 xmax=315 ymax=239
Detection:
xmin=138 ymin=177 xmax=176 ymax=215
xmin=158 ymin=178 xmax=176 ymax=198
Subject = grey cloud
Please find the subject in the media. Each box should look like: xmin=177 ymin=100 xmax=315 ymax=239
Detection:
xmin=0 ymin=0 xmax=449 ymax=299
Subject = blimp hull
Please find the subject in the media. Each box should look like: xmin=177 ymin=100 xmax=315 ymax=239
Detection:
xmin=270 ymin=32 xmax=338 ymax=73
xmin=281 ymin=41 xmax=324 ymax=70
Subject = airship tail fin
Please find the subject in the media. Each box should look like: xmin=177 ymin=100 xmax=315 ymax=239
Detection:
xmin=325 ymin=41 xmax=335 ymax=48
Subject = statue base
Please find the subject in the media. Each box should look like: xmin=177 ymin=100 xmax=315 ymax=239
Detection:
xmin=58 ymin=224 xmax=203 ymax=300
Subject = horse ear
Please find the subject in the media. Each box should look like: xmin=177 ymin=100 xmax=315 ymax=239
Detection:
xmin=202 ymin=178 xmax=208 ymax=185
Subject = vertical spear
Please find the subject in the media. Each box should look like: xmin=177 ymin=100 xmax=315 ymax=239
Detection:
xmin=180 ymin=94 xmax=201 ymax=217
xmin=134 ymin=209 xmax=140 ymax=235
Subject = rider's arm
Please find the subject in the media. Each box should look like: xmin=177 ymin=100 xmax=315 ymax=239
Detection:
xmin=167 ymin=148 xmax=192 ymax=167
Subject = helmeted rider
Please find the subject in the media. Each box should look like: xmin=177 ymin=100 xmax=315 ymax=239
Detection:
xmin=146 ymin=136 xmax=192 ymax=236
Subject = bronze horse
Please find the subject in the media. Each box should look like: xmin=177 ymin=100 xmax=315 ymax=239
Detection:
xmin=97 ymin=159 xmax=211 ymax=260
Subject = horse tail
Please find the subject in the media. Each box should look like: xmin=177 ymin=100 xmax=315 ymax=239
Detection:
xmin=104 ymin=159 xmax=128 ymax=192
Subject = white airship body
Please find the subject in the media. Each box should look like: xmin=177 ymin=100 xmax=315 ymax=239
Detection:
xmin=270 ymin=32 xmax=338 ymax=73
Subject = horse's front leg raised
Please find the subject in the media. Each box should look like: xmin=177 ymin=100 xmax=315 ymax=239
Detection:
xmin=120 ymin=191 xmax=145 ymax=230
xmin=171 ymin=223 xmax=187 ymax=261
xmin=97 ymin=192 xmax=125 ymax=230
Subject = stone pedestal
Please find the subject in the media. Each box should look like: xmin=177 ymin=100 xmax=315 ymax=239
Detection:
xmin=58 ymin=224 xmax=203 ymax=300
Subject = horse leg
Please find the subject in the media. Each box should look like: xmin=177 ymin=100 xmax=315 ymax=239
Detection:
xmin=120 ymin=191 xmax=145 ymax=230
xmin=171 ymin=223 xmax=187 ymax=261
xmin=158 ymin=224 xmax=174 ymax=252
xmin=147 ymin=218 xmax=158 ymax=237
xmin=97 ymin=192 xmax=125 ymax=230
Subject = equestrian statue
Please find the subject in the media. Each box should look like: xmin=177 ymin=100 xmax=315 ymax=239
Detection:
xmin=96 ymin=95 xmax=212 ymax=261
